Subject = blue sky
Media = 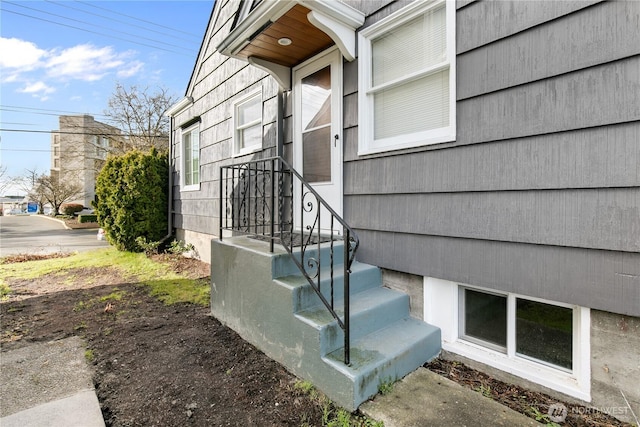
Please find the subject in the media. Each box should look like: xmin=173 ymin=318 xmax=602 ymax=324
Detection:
xmin=0 ymin=0 xmax=213 ymax=195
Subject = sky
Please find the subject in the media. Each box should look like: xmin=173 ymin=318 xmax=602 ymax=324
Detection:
xmin=0 ymin=0 xmax=213 ymax=195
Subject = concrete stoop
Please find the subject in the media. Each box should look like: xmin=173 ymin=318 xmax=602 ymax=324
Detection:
xmin=211 ymin=236 xmax=441 ymax=411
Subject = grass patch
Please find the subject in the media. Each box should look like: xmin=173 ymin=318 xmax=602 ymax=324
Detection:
xmin=144 ymin=278 xmax=210 ymax=306
xmin=0 ymin=248 xmax=210 ymax=306
xmin=293 ymin=380 xmax=384 ymax=427
xmin=377 ymin=377 xmax=395 ymax=396
xmin=0 ymin=282 xmax=11 ymax=301
xmin=84 ymin=349 xmax=95 ymax=362
xmin=99 ymin=289 xmax=127 ymax=302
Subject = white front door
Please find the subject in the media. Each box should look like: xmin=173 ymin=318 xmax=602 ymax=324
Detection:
xmin=293 ymin=48 xmax=343 ymax=233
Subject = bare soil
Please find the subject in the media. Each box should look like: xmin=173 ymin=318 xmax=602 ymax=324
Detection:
xmin=1 ymin=254 xmax=328 ymax=426
xmin=1 ymin=253 xmax=632 ymax=426
xmin=424 ymin=359 xmax=632 ymax=427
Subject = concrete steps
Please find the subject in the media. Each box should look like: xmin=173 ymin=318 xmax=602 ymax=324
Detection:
xmin=211 ymin=236 xmax=441 ymax=410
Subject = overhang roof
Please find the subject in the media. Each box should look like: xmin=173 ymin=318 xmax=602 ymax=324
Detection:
xmin=217 ymin=0 xmax=364 ymax=89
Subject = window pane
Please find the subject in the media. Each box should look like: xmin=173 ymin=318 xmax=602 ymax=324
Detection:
xmin=184 ymin=133 xmax=192 ymax=183
xmin=516 ymin=299 xmax=573 ymax=370
xmin=240 ymin=123 xmax=261 ymax=150
xmin=303 ymin=125 xmax=331 ymax=183
xmin=463 ymin=289 xmax=507 ymax=348
xmin=374 ymin=69 xmax=449 ymax=139
xmin=239 ymin=96 xmax=261 ymax=125
xmin=301 ymin=66 xmax=331 ymax=130
xmin=183 ymin=129 xmax=199 ymax=186
xmin=372 ymin=5 xmax=445 ymax=86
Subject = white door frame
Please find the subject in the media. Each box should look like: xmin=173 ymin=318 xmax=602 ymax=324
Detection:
xmin=292 ymin=47 xmax=343 ymax=232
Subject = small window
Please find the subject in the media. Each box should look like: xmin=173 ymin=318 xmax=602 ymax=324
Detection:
xmin=233 ymin=91 xmax=262 ymax=155
xmin=358 ymin=0 xmax=455 ymax=154
xmin=460 ymin=288 xmax=507 ymax=350
xmin=182 ymin=124 xmax=200 ymax=189
xmin=460 ymin=287 xmax=574 ymax=372
xmin=516 ymin=299 xmax=573 ymax=370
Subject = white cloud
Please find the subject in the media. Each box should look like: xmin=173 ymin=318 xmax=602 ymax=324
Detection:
xmin=20 ymin=81 xmax=55 ymax=94
xmin=0 ymin=38 xmax=144 ymax=88
xmin=18 ymin=81 xmax=56 ymax=101
xmin=0 ymin=37 xmax=46 ymax=70
xmin=46 ymin=44 xmax=137 ymax=82
xmin=117 ymin=61 xmax=144 ymax=78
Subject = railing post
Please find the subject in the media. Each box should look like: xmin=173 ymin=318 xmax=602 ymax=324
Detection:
xmin=270 ymin=158 xmax=275 ymax=253
xmin=219 ymin=167 xmax=224 ymax=241
xmin=344 ymin=227 xmax=350 ymax=365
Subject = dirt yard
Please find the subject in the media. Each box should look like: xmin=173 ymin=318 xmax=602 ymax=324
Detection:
xmin=0 ymin=253 xmax=631 ymax=426
xmin=0 ymin=254 xmax=331 ymax=426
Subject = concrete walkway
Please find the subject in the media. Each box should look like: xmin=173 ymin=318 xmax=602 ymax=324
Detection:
xmin=0 ymin=337 xmax=105 ymax=427
xmin=361 ymin=367 xmax=541 ymax=426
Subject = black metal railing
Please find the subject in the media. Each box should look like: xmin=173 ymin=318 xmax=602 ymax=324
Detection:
xmin=219 ymin=156 xmax=359 ymax=364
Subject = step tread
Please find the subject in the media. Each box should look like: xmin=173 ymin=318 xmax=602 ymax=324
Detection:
xmin=324 ymin=317 xmax=440 ymax=373
xmin=295 ymin=286 xmax=407 ymax=326
xmin=277 ymin=260 xmax=377 ymax=285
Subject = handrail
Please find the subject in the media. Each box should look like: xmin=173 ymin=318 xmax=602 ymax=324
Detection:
xmin=219 ymin=156 xmax=359 ymax=364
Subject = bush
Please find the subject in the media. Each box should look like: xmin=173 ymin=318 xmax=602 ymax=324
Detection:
xmin=93 ymin=148 xmax=169 ymax=252
xmin=61 ymin=203 xmax=84 ymax=216
xmin=77 ymin=214 xmax=98 ymax=223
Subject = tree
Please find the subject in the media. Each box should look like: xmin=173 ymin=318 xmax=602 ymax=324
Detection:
xmin=29 ymin=173 xmax=85 ymax=215
xmin=14 ymin=167 xmax=44 ymax=213
xmin=0 ymin=165 xmax=12 ymax=196
xmin=93 ymin=149 xmax=168 ymax=252
xmin=104 ymin=83 xmax=176 ymax=152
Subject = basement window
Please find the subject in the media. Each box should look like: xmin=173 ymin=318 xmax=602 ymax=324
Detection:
xmin=424 ymin=277 xmax=590 ymax=401
xmin=460 ymin=287 xmax=573 ymax=371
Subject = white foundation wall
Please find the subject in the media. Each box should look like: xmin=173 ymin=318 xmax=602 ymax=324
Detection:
xmin=175 ymin=229 xmax=213 ymax=265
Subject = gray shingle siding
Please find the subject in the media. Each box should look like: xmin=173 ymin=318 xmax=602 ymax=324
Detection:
xmin=344 ymin=0 xmax=640 ymax=316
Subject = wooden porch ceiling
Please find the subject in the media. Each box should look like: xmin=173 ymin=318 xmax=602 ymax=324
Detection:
xmin=236 ymin=4 xmax=335 ymax=67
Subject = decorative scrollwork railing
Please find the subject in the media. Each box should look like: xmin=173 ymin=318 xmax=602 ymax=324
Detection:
xmin=219 ymin=156 xmax=359 ymax=364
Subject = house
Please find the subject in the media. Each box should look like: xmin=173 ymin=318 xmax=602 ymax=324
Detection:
xmin=166 ymin=0 xmax=640 ymax=420
xmin=51 ymin=115 xmax=122 ymax=208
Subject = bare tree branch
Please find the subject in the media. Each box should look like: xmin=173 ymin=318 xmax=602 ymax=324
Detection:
xmin=104 ymin=83 xmax=176 ymax=152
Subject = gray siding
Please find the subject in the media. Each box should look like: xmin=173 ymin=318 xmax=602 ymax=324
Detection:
xmin=345 ymin=0 xmax=640 ymax=316
xmin=170 ymin=0 xmax=280 ymax=241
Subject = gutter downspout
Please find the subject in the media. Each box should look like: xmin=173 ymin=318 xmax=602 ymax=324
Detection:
xmin=163 ymin=115 xmax=175 ymax=244
xmin=277 ymin=88 xmax=284 ymax=158
xmin=162 ymin=95 xmax=194 ymax=245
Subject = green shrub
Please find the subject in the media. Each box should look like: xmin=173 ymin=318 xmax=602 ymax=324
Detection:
xmin=93 ymin=148 xmax=169 ymax=252
xmin=61 ymin=203 xmax=84 ymax=216
xmin=135 ymin=236 xmax=161 ymax=256
xmin=77 ymin=214 xmax=98 ymax=223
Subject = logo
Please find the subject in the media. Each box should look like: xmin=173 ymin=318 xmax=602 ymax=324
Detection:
xmin=548 ymin=403 xmax=568 ymax=423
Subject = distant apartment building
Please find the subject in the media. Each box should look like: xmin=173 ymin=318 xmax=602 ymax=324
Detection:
xmin=51 ymin=115 xmax=122 ymax=207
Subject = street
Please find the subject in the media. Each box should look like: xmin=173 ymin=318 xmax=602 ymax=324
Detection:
xmin=0 ymin=215 xmax=109 ymax=257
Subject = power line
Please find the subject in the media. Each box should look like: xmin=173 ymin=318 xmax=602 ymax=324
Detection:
xmin=1 ymin=129 xmax=125 ymax=136
xmin=1 ymin=128 xmax=168 ymax=139
xmin=46 ymin=0 xmax=202 ymax=45
xmin=76 ymin=0 xmax=204 ymax=40
xmin=0 ymin=8 xmax=193 ymax=57
xmin=3 ymin=1 xmax=197 ymax=53
xmin=1 ymin=105 xmax=111 ymax=120
xmin=1 ymin=148 xmax=53 ymax=153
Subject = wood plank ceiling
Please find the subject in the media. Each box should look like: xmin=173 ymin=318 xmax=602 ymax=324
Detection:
xmin=236 ymin=4 xmax=335 ymax=67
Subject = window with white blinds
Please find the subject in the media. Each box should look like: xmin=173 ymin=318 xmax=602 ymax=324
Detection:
xmin=358 ymin=0 xmax=455 ymax=154
xmin=182 ymin=124 xmax=200 ymax=189
xmin=233 ymin=90 xmax=263 ymax=155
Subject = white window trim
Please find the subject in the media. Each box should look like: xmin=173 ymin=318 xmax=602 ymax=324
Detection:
xmin=181 ymin=123 xmax=200 ymax=192
xmin=232 ymin=89 xmax=263 ymax=157
xmin=424 ymin=277 xmax=591 ymax=401
xmin=358 ymin=0 xmax=456 ymax=155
